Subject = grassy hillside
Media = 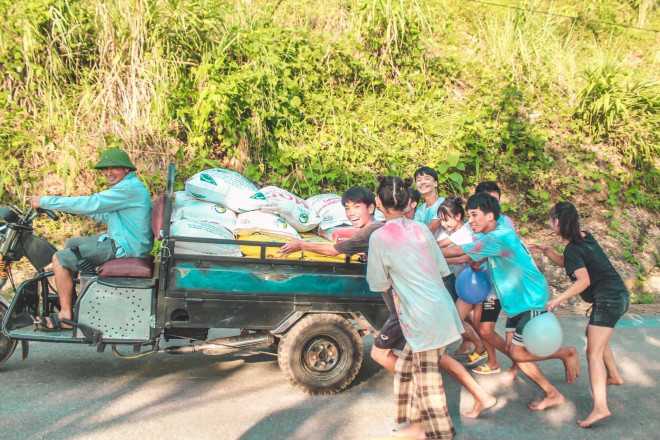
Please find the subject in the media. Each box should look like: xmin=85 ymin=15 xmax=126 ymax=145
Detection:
xmin=1 ymin=0 xmax=659 ymax=297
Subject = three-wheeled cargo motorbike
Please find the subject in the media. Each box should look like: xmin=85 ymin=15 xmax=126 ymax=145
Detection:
xmin=0 ymin=165 xmax=389 ymax=395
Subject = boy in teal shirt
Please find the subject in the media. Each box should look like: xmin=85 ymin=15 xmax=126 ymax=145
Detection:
xmin=443 ymin=192 xmax=581 ymax=411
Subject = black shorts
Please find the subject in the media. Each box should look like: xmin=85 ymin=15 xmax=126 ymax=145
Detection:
xmin=443 ymin=273 xmax=458 ymax=303
xmin=589 ymin=295 xmax=630 ymax=328
xmin=381 ymin=288 xmax=396 ymax=315
xmin=480 ymin=298 xmax=501 ymax=323
xmin=374 ymin=314 xmax=405 ymax=350
xmin=505 ymin=309 xmax=545 ymax=346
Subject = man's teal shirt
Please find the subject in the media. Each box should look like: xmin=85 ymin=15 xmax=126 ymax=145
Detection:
xmin=40 ymin=173 xmax=153 ymax=258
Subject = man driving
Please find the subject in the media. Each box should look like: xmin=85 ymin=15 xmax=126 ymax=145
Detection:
xmin=30 ymin=148 xmax=153 ymax=330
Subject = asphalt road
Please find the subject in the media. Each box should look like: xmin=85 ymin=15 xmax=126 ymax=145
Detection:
xmin=1 ymin=313 xmax=659 ymax=440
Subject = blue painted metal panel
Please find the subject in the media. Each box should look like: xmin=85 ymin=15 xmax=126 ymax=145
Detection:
xmin=172 ymin=262 xmax=379 ymax=299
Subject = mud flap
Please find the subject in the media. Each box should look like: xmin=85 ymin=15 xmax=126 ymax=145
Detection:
xmin=21 ymin=340 xmax=29 ymax=361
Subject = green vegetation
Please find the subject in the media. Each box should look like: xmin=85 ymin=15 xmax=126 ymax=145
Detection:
xmin=1 ymin=1 xmax=658 ymax=297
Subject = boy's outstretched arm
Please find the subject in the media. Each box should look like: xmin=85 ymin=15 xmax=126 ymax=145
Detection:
xmin=442 ymin=246 xmax=466 ymax=258
xmin=279 ymin=239 xmax=340 ymax=257
xmin=446 ymin=255 xmax=472 ymax=264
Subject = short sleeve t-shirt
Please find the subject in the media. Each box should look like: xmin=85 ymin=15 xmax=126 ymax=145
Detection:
xmin=367 ymin=218 xmax=461 ymax=352
xmin=470 ymin=215 xmax=516 ymax=299
xmin=333 ymin=223 xmax=383 ymax=256
xmin=461 ymin=225 xmax=550 ymax=316
xmin=499 ymin=215 xmax=515 ymax=231
xmin=414 ymin=197 xmax=445 ymax=237
xmin=442 ymin=222 xmax=475 ymax=277
xmin=564 ymin=232 xmax=629 ymax=303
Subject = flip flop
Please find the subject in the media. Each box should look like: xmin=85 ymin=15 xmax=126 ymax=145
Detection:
xmin=34 ymin=315 xmax=74 ymax=332
xmin=472 ymin=364 xmax=501 ymax=375
xmin=465 ymin=350 xmax=488 ymax=366
xmin=34 ymin=315 xmax=62 ymax=332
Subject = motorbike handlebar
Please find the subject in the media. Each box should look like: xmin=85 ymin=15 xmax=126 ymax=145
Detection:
xmin=37 ymin=208 xmax=59 ymax=221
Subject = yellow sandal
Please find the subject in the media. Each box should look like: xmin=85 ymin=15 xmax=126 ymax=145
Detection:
xmin=465 ymin=350 xmax=488 ymax=366
xmin=472 ymin=364 xmax=501 ymax=375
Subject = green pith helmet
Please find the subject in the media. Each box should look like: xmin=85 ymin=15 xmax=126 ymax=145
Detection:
xmin=94 ymin=148 xmax=136 ymax=171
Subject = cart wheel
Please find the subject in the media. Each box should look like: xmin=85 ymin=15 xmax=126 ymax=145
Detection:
xmin=0 ymin=302 xmax=18 ymax=367
xmin=277 ymin=313 xmax=362 ymax=395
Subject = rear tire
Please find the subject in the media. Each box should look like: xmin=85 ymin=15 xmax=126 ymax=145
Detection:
xmin=277 ymin=313 xmax=362 ymax=395
xmin=0 ymin=302 xmax=18 ymax=367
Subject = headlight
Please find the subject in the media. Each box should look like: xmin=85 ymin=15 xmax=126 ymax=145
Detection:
xmin=0 ymin=205 xmax=19 ymax=223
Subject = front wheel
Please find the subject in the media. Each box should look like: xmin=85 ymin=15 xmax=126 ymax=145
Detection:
xmin=277 ymin=313 xmax=363 ymax=395
xmin=0 ymin=302 xmax=18 ymax=367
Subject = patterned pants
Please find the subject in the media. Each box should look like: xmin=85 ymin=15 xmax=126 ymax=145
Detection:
xmin=394 ymin=343 xmax=455 ymax=439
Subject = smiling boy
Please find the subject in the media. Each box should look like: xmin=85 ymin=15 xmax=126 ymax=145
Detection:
xmin=413 ymin=166 xmax=444 ymax=237
xmin=279 ymin=186 xmax=382 ymax=258
xmin=442 ymin=192 xmax=581 ymax=411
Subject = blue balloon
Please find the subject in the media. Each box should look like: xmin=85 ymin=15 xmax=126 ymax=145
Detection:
xmin=523 ymin=312 xmax=564 ymax=357
xmin=455 ymin=267 xmax=491 ymax=304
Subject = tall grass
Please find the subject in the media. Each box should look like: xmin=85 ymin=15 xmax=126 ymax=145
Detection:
xmin=0 ymin=0 xmax=658 ymax=209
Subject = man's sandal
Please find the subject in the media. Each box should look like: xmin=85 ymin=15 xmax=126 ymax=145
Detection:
xmin=472 ymin=364 xmax=501 ymax=375
xmin=465 ymin=350 xmax=488 ymax=366
xmin=33 ymin=315 xmax=74 ymax=332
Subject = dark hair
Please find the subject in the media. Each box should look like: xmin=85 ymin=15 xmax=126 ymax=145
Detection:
xmin=438 ymin=196 xmax=466 ymax=222
xmin=466 ymin=192 xmax=501 ymax=220
xmin=414 ymin=166 xmax=438 ymax=182
xmin=408 ymin=188 xmax=421 ymax=206
xmin=550 ymin=202 xmax=583 ymax=243
xmin=376 ymin=175 xmax=413 ymax=211
xmin=342 ymin=186 xmax=376 ymax=208
xmin=475 ymin=181 xmax=501 ymax=196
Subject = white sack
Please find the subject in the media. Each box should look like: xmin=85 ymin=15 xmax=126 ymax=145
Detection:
xmin=255 ymin=186 xmax=321 ymax=232
xmin=185 ymin=169 xmax=268 ymax=213
xmin=171 ymin=219 xmax=242 ymax=257
xmin=306 ymin=194 xmax=351 ymax=230
xmin=172 ymin=191 xmax=237 ymax=231
xmin=234 ymin=211 xmax=301 ymax=239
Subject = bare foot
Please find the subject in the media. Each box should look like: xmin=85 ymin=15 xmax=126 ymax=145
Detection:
xmin=453 ymin=341 xmax=475 ymax=356
xmin=606 ymin=375 xmax=623 ymax=386
xmin=462 ymin=394 xmax=497 ymax=419
xmin=563 ymin=347 xmax=581 ymax=384
xmin=577 ymin=409 xmax=611 ymax=428
xmin=528 ymin=391 xmax=565 ymax=411
xmin=392 ymin=422 xmax=425 ymax=439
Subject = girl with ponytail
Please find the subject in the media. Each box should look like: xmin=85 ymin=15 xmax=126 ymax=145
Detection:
xmin=529 ymin=202 xmax=630 ymax=428
xmin=367 ymin=176 xmax=493 ymax=439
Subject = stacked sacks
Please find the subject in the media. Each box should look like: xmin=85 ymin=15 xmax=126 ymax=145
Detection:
xmin=170 ymin=190 xmax=241 ymax=256
xmin=170 ymin=218 xmax=241 ymax=257
xmin=172 ymin=191 xmax=237 ymax=233
xmin=235 ymin=210 xmax=302 ymax=260
xmin=171 ymin=168 xmax=366 ymax=263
